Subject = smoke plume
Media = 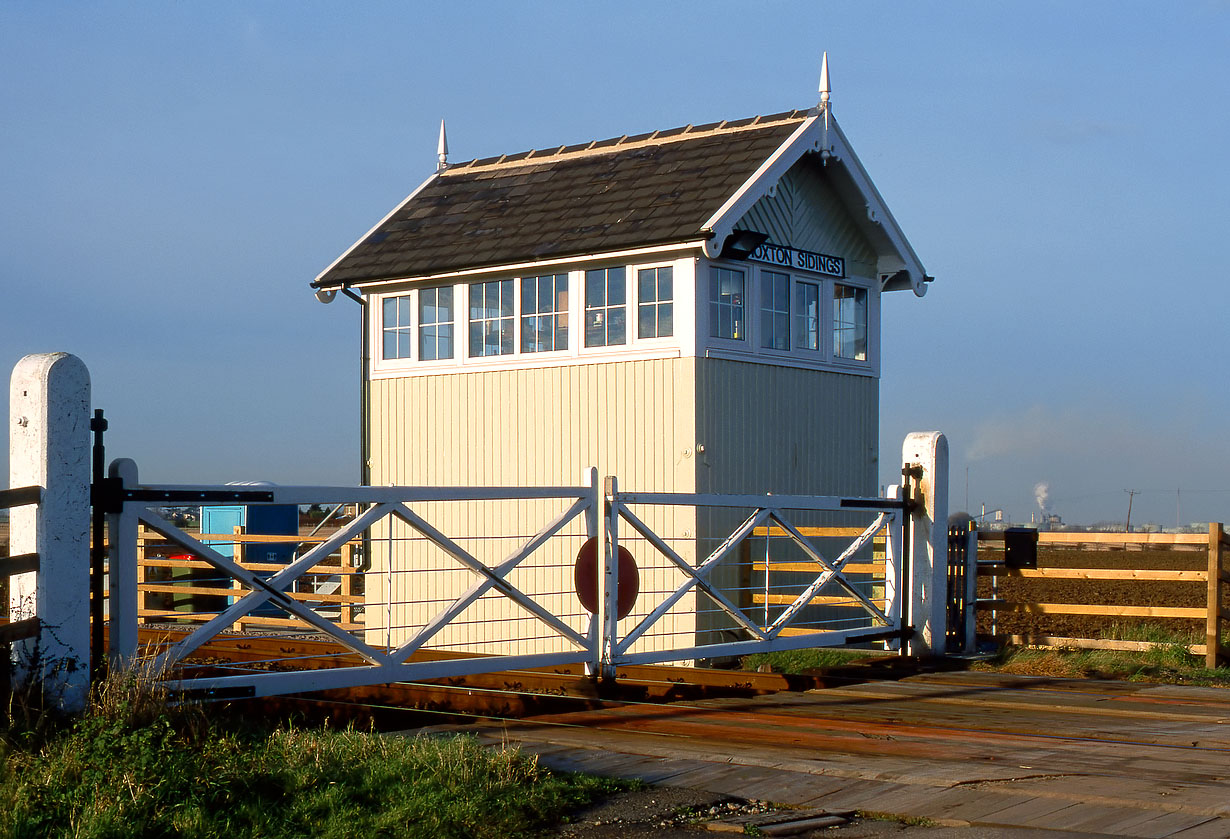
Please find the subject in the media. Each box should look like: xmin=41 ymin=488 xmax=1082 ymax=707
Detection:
xmin=1034 ymin=482 xmax=1050 ymax=513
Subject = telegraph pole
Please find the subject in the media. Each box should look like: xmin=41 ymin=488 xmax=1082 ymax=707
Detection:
xmin=1124 ymin=489 xmax=1139 ymax=532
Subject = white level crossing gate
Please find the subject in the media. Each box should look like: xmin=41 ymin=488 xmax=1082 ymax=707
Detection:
xmin=8 ymin=353 xmax=951 ymax=704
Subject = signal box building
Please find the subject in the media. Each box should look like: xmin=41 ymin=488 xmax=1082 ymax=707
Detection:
xmin=312 ymin=103 xmax=930 ymax=656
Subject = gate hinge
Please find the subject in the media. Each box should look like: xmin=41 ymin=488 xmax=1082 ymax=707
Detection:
xmin=90 ymin=476 xmax=125 ymax=515
xmin=900 ymin=465 xmax=924 ymax=514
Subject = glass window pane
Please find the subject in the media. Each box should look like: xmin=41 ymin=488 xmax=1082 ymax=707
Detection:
xmin=639 ymin=304 xmax=654 ymax=339
xmin=520 ymin=316 xmax=535 ymax=353
xmin=521 ymin=277 xmax=534 ymax=314
xmin=659 ymin=303 xmax=672 ymax=337
xmin=585 ymin=312 xmax=604 ymax=347
xmin=584 ymin=268 xmax=624 ymax=347
xmin=586 ymin=269 xmax=604 ymax=307
xmin=638 ymin=269 xmax=654 ymax=302
xmin=608 ymin=307 xmax=625 ymax=345
xmin=607 ymin=267 xmax=625 ymax=305
xmin=659 ymin=267 xmax=672 ymax=301
xmin=710 ymin=267 xmax=745 ymax=339
xmin=469 ymin=321 xmax=482 ymax=357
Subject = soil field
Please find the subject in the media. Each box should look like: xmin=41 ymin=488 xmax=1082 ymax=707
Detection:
xmin=975 ymin=545 xmax=1225 ymax=641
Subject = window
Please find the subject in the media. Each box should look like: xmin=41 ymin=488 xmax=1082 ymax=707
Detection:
xmin=794 ymin=281 xmax=820 ymax=351
xmin=637 ymin=266 xmax=673 ymax=338
xmin=521 ymin=273 xmax=568 ymax=353
xmin=382 ymin=295 xmax=413 ymax=360
xmin=584 ymin=267 xmax=626 ymax=347
xmin=418 ymin=286 xmax=454 ymax=361
xmin=833 ymin=283 xmax=868 ymax=361
xmin=710 ymin=267 xmax=745 ymax=340
xmin=760 ymin=270 xmax=789 ymax=350
xmin=469 ymin=279 xmax=514 ymax=357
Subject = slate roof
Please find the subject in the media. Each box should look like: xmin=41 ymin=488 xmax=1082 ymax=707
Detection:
xmin=314 ymin=110 xmax=811 ymax=288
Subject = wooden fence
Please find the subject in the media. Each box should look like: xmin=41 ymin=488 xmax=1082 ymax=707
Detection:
xmin=137 ymin=525 xmax=364 ymax=633
xmin=976 ymin=525 xmax=1229 ymax=668
xmin=740 ymin=525 xmax=888 ymax=638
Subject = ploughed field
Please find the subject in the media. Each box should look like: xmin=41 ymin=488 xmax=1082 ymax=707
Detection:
xmin=975 ymin=546 xmax=1215 ymax=641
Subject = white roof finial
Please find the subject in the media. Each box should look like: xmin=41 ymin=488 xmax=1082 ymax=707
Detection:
xmin=437 ymin=119 xmax=449 ymax=173
xmin=818 ymin=52 xmax=831 ymax=120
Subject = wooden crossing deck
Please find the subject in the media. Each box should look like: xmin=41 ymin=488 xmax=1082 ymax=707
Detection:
xmin=459 ymin=672 xmax=1230 ymax=837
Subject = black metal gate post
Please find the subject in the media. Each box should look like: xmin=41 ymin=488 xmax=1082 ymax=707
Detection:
xmin=89 ymin=409 xmax=107 ymax=683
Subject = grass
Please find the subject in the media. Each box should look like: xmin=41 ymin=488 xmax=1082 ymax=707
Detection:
xmin=741 ymin=646 xmax=888 ymax=674
xmin=1 ymin=666 xmax=630 ymax=839
xmin=972 ymin=622 xmax=1230 ymax=686
xmin=740 ymin=626 xmax=1230 ymax=687
xmin=968 ymin=622 xmax=1230 ymax=686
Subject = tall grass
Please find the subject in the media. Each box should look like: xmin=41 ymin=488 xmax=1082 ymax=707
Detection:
xmin=975 ymin=624 xmax=1230 ymax=686
xmin=1 ymin=664 xmax=625 ymax=838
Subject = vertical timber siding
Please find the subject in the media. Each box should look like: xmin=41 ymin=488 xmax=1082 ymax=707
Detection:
xmin=694 ymin=359 xmax=877 ymax=498
xmin=368 ymin=358 xmax=699 ymax=659
xmin=693 ymin=359 xmax=879 ymax=642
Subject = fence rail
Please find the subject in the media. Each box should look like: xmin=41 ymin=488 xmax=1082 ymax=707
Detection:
xmin=135 ymin=525 xmax=364 ymax=633
xmin=975 ymin=524 xmax=1229 ymax=667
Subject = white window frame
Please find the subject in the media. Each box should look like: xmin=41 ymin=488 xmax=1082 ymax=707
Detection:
xmin=633 ymin=261 xmax=676 ymax=344
xmin=364 ymin=256 xmax=698 ymax=379
xmin=467 ymin=278 xmax=516 ymax=358
xmin=519 ymin=272 xmax=570 ymax=354
xmin=708 ymin=264 xmax=748 ymax=344
xmin=832 ymin=281 xmax=870 ymax=364
xmin=380 ymin=293 xmax=415 ymax=361
xmin=758 ymin=269 xmax=791 ymax=352
xmin=792 ymin=277 xmax=822 ymax=355
xmin=418 ymin=284 xmax=456 ymax=362
xmin=698 ymin=258 xmax=877 ymax=376
xmin=582 ymin=266 xmax=628 ymax=350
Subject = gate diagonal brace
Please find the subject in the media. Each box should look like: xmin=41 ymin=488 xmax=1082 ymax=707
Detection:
xmin=386 ymin=501 xmax=590 ymax=657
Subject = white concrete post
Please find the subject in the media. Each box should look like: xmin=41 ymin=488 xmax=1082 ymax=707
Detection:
xmin=902 ymin=431 xmax=949 ymax=657
xmin=9 ymin=353 xmax=92 ymax=711
xmin=107 ymin=458 xmax=140 ymax=665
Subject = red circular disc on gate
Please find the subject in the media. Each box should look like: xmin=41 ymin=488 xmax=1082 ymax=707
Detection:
xmin=574 ymin=537 xmax=639 ymax=620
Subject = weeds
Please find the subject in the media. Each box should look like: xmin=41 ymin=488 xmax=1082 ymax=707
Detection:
xmin=972 ymin=624 xmax=1230 ymax=686
xmin=1 ymin=661 xmax=627 ymax=838
xmin=741 ymin=647 xmax=887 ymax=674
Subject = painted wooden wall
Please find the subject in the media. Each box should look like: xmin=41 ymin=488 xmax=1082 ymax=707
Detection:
xmin=366 ymin=357 xmax=700 ymax=659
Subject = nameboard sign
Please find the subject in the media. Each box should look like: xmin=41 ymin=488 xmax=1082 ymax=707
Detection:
xmin=749 ymin=242 xmax=845 ymax=278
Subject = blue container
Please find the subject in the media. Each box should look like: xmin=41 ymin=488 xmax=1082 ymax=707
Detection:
xmin=201 ymin=488 xmax=299 ymax=619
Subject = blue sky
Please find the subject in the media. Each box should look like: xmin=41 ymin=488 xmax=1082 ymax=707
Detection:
xmin=2 ymin=2 xmax=1228 ymax=527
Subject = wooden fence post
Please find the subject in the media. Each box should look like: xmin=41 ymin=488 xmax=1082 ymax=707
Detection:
xmin=341 ymin=543 xmax=354 ymax=628
xmin=1209 ymin=523 xmax=1224 ymax=669
xmin=233 ymin=525 xmax=246 ymax=633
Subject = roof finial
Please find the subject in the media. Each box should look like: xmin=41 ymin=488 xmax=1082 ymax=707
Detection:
xmin=437 ymin=119 xmax=449 ymax=173
xmin=818 ymin=52 xmax=831 ymax=125
xmin=818 ymin=52 xmax=833 ymax=165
